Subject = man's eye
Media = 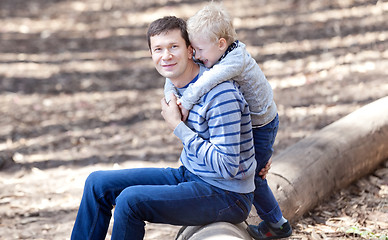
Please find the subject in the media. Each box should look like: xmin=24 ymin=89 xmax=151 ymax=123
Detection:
xmin=172 ymin=45 xmax=178 ymax=49
xmin=153 ymin=48 xmax=161 ymax=52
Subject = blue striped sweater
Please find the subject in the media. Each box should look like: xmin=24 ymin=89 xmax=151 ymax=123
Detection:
xmin=172 ymin=66 xmax=256 ymax=193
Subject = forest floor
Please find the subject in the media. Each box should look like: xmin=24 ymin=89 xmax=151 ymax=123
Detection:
xmin=0 ymin=0 xmax=387 ymax=239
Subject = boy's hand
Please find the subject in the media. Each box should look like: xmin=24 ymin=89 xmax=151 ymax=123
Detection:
xmin=178 ymin=104 xmax=189 ymax=122
xmin=161 ymin=93 xmax=182 ymax=130
xmin=259 ymin=159 xmax=272 ymax=179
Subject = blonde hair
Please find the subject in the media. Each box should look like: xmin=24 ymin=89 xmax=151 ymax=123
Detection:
xmin=187 ymin=2 xmax=237 ymax=45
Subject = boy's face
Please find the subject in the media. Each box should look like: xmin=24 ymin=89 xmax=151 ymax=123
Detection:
xmin=150 ymin=29 xmax=193 ymax=82
xmin=190 ymin=36 xmax=226 ymax=68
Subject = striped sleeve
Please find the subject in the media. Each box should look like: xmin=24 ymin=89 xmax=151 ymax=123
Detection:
xmin=174 ymin=83 xmax=254 ymax=180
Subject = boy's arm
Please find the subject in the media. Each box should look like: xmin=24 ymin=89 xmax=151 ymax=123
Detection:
xmin=179 ymin=48 xmax=245 ymax=110
xmin=164 ymin=78 xmax=178 ymax=103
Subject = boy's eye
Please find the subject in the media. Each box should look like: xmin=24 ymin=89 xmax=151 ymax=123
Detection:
xmin=172 ymin=45 xmax=178 ymax=49
xmin=153 ymin=48 xmax=162 ymax=53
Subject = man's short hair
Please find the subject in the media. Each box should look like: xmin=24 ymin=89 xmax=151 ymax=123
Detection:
xmin=147 ymin=16 xmax=191 ymax=50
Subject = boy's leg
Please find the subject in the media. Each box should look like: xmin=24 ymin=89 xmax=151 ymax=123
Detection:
xmin=250 ymin=115 xmax=292 ymax=239
xmin=252 ymin=115 xmax=282 ymax=223
xmin=111 ymin=167 xmax=254 ymax=240
xmin=71 ymin=167 xmax=185 ymax=240
xmin=253 ymin=178 xmax=282 ymax=223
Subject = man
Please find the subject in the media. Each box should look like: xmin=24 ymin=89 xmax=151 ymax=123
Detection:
xmin=71 ymin=16 xmax=257 ymax=240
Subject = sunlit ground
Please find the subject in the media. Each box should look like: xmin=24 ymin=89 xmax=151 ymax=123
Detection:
xmin=0 ymin=0 xmax=387 ymax=239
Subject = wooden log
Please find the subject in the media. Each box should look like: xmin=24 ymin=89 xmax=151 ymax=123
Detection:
xmin=257 ymin=96 xmax=388 ymax=223
xmin=175 ymin=222 xmax=251 ymax=240
xmin=178 ymin=97 xmax=388 ymax=239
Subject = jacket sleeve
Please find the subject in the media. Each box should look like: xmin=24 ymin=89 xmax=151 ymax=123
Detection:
xmin=179 ymin=48 xmax=246 ymax=110
xmin=164 ymin=78 xmax=178 ymax=103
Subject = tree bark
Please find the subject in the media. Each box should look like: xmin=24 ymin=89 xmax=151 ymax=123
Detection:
xmin=175 ymin=222 xmax=251 ymax=240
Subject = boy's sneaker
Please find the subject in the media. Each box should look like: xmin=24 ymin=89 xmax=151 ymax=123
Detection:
xmin=247 ymin=221 xmax=292 ymax=240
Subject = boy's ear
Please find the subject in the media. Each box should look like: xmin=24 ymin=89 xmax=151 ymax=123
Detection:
xmin=218 ymin=38 xmax=228 ymax=50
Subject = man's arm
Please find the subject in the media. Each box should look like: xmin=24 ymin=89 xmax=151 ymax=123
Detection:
xmin=170 ymin=84 xmax=254 ymax=180
xmin=161 ymin=90 xmax=270 ymax=180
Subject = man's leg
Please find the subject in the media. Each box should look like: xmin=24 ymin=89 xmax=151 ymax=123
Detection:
xmin=71 ymin=167 xmax=185 ymax=240
xmin=111 ymin=167 xmax=254 ymax=240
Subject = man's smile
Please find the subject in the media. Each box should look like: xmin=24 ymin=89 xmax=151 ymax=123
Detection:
xmin=162 ymin=63 xmax=177 ymax=69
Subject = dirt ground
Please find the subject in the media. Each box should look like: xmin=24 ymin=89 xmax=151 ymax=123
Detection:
xmin=0 ymin=0 xmax=387 ymax=239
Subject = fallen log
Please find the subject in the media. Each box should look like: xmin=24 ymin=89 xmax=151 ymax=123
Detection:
xmin=260 ymin=96 xmax=388 ymax=223
xmin=175 ymin=222 xmax=251 ymax=240
xmin=178 ymin=96 xmax=388 ymax=239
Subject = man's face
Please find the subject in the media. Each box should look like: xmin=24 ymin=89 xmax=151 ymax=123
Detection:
xmin=150 ymin=29 xmax=193 ymax=81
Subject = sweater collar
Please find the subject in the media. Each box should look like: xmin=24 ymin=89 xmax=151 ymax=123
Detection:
xmin=179 ymin=73 xmax=199 ymax=89
xmin=218 ymin=40 xmax=239 ymax=62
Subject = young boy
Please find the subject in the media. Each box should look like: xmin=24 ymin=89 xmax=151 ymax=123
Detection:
xmin=164 ymin=3 xmax=292 ymax=240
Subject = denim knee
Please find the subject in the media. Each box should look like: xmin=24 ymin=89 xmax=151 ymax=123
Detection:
xmin=84 ymin=171 xmax=109 ymax=199
xmin=115 ymin=187 xmax=145 ymax=217
xmin=113 ymin=188 xmax=146 ymax=240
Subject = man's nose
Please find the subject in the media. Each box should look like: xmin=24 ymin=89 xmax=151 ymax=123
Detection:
xmin=162 ymin=49 xmax=172 ymax=60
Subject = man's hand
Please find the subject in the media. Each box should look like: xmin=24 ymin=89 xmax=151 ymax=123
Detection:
xmin=259 ymin=159 xmax=272 ymax=179
xmin=161 ymin=93 xmax=183 ymax=130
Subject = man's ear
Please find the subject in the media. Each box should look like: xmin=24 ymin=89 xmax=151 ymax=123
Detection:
xmin=188 ymin=45 xmax=194 ymax=59
xmin=218 ymin=38 xmax=228 ymax=51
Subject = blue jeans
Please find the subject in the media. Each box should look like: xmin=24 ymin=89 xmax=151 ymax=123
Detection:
xmin=252 ymin=114 xmax=283 ymax=223
xmin=71 ymin=166 xmax=253 ymax=240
